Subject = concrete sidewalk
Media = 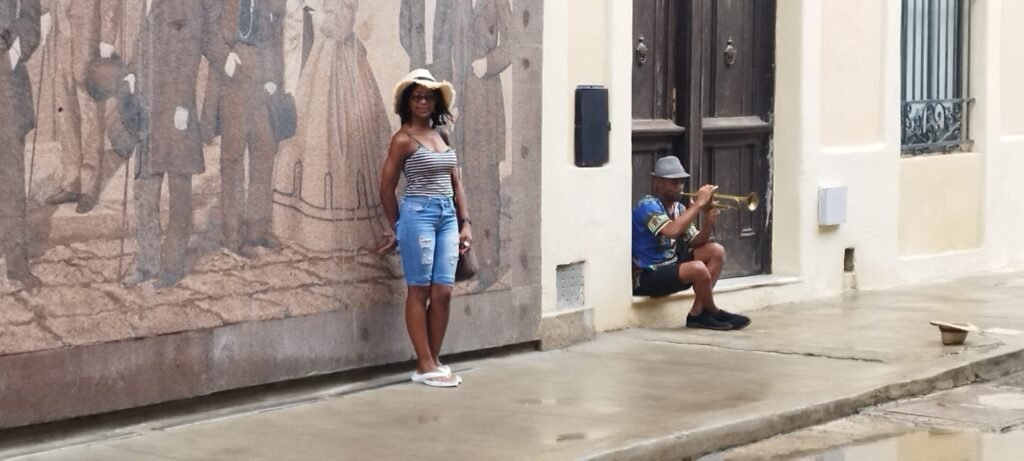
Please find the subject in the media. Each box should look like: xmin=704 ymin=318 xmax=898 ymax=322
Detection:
xmin=7 ymin=271 xmax=1024 ymax=460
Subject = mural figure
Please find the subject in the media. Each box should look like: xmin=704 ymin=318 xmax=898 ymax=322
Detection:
xmin=430 ymin=0 xmax=458 ymax=83
xmin=205 ymin=0 xmax=287 ymax=258
xmin=44 ymin=0 xmax=120 ymax=214
xmin=272 ymin=0 xmax=390 ymax=254
xmin=0 ymin=0 xmax=43 ymax=289
xmin=281 ymin=0 xmax=314 ymax=92
xmin=456 ymin=0 xmax=511 ymax=287
xmin=121 ymin=0 xmax=223 ymax=288
xmin=399 ymin=0 xmax=426 ymax=71
xmin=0 ymin=0 xmax=544 ymax=392
xmin=399 ymin=0 xmax=458 ymax=87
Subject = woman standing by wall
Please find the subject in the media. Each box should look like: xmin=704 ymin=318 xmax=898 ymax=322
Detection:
xmin=379 ymin=69 xmax=472 ymax=388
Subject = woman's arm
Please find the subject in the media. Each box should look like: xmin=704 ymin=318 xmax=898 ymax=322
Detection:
xmin=451 ymin=166 xmax=473 ymax=253
xmin=377 ymin=132 xmax=413 ymax=253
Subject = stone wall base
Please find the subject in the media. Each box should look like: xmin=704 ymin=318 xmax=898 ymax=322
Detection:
xmin=0 ymin=285 xmax=541 ymax=429
xmin=537 ymin=308 xmax=596 ymax=351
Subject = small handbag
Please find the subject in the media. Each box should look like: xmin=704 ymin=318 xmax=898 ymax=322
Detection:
xmin=455 ymin=240 xmax=479 ymax=281
xmin=453 ymin=159 xmax=478 ymax=282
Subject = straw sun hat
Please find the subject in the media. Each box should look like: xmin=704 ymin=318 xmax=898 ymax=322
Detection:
xmin=392 ymin=68 xmax=456 ymax=114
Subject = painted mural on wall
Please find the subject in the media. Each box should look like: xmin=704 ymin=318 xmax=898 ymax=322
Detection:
xmin=0 ymin=0 xmax=539 ymax=357
xmin=272 ymin=0 xmax=391 ymax=256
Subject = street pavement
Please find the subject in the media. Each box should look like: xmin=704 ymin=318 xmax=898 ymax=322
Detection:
xmin=6 ymin=271 xmax=1024 ymax=460
xmin=710 ymin=371 xmax=1024 ymax=460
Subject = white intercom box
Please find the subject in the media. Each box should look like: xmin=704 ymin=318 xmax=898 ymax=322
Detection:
xmin=818 ymin=185 xmax=848 ymax=226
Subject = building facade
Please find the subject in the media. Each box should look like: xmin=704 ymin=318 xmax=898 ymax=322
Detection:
xmin=541 ymin=0 xmax=1024 ymax=337
xmin=3 ymin=0 xmax=1024 ymax=428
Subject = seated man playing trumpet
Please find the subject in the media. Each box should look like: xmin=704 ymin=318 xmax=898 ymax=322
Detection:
xmin=631 ymin=156 xmax=751 ymax=330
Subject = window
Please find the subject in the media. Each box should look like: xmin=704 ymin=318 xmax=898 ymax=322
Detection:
xmin=901 ymin=0 xmax=972 ymax=155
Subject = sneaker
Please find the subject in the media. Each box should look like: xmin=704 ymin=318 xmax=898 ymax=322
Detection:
xmin=686 ymin=310 xmax=733 ymax=331
xmin=714 ymin=309 xmax=751 ymax=330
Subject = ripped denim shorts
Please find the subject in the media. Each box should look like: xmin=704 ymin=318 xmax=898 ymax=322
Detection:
xmin=396 ymin=195 xmax=459 ymax=286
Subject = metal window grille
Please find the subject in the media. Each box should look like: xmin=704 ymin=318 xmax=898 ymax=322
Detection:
xmin=901 ymin=0 xmax=972 ymax=155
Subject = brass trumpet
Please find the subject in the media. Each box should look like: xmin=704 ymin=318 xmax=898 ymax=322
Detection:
xmin=681 ymin=191 xmax=760 ymax=211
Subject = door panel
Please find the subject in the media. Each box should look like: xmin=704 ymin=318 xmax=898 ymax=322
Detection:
xmin=694 ymin=0 xmax=774 ymax=277
xmin=631 ymin=0 xmax=676 ymax=120
xmin=701 ymin=132 xmax=769 ymax=277
xmin=702 ymin=0 xmax=775 ymax=119
xmin=704 ymin=0 xmax=755 ymax=118
xmin=632 ymin=0 xmax=683 ymax=204
xmin=631 ymin=144 xmax=666 ymax=205
xmin=632 ymin=0 xmax=774 ymax=278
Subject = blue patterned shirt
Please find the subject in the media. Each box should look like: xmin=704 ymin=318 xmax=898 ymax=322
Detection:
xmin=631 ymin=195 xmax=698 ymax=270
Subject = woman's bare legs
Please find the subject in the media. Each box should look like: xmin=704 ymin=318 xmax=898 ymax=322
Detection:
xmin=405 ymin=285 xmax=437 ymax=373
xmin=428 ymin=284 xmax=453 ymax=368
xmin=406 ymin=284 xmax=458 ymax=383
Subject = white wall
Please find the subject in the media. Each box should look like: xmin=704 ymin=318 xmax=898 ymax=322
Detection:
xmin=772 ymin=0 xmax=906 ymax=295
xmin=978 ymin=0 xmax=1024 ymax=270
xmin=541 ymin=0 xmax=634 ymax=330
xmin=763 ymin=0 xmax=1024 ymax=295
xmin=544 ymin=0 xmax=1024 ymax=333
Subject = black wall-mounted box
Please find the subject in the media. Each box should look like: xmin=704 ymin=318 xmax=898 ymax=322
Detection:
xmin=574 ymin=85 xmax=609 ymax=167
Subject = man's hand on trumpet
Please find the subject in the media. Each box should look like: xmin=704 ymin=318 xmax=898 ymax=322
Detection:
xmin=702 ymin=203 xmax=721 ymax=228
xmin=690 ymin=184 xmax=718 ymax=210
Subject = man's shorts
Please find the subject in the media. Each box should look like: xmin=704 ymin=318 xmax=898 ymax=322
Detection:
xmin=633 ymin=249 xmax=695 ymax=298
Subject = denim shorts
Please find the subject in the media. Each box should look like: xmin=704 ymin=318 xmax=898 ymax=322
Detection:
xmin=396 ymin=195 xmax=459 ymax=286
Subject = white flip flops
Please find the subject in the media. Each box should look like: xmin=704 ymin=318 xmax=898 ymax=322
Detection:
xmin=437 ymin=365 xmax=463 ymax=384
xmin=411 ymin=369 xmax=460 ymax=387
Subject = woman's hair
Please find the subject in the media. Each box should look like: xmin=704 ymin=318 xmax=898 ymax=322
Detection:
xmin=397 ymin=83 xmax=453 ymax=127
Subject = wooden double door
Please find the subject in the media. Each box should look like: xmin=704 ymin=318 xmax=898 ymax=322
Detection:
xmin=631 ymin=0 xmax=775 ymax=278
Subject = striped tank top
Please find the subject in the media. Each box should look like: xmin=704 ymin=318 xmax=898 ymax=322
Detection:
xmin=403 ymin=134 xmax=457 ymax=197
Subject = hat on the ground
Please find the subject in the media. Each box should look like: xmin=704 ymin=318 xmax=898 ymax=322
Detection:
xmin=392 ymin=68 xmax=456 ymax=114
xmin=651 ymin=156 xmax=690 ymax=179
